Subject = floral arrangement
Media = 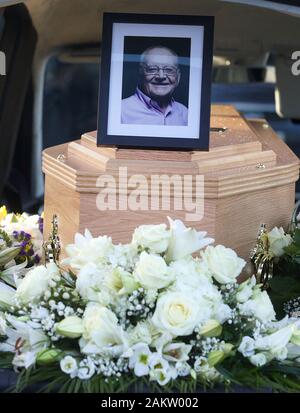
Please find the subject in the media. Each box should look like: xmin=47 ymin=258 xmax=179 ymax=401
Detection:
xmin=251 ymin=202 xmax=300 ymax=319
xmin=1 ymin=212 xmax=300 ymax=393
xmin=0 ymin=206 xmax=43 ymax=286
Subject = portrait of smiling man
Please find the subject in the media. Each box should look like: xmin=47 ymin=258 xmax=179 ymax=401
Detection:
xmin=121 ymin=46 xmax=188 ymax=126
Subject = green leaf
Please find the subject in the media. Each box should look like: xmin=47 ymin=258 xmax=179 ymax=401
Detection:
xmin=293 ymin=229 xmax=300 ymax=247
xmin=284 ymin=244 xmax=300 ymax=257
xmin=0 ymin=247 xmax=21 ymax=267
xmin=269 ymin=276 xmax=300 ymax=317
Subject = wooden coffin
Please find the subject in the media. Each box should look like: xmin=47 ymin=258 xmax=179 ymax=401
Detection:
xmin=42 ymin=105 xmax=299 ymax=260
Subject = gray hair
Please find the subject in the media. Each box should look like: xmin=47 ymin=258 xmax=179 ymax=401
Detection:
xmin=140 ymin=46 xmax=179 ymax=66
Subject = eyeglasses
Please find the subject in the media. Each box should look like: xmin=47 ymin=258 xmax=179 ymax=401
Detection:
xmin=142 ymin=65 xmax=178 ymax=76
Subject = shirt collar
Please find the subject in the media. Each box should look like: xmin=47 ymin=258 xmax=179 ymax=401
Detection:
xmin=135 ymin=87 xmax=174 ymax=112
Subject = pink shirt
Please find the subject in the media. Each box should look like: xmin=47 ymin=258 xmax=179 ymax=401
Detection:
xmin=121 ymin=88 xmax=188 ymax=126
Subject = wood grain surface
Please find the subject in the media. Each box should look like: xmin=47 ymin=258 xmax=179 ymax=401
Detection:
xmin=42 ymin=105 xmax=300 ymax=261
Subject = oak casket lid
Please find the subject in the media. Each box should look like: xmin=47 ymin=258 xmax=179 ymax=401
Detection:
xmin=42 ymin=105 xmax=299 ymax=199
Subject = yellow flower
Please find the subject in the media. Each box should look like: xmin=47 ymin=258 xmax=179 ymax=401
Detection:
xmin=0 ymin=206 xmax=7 ymax=222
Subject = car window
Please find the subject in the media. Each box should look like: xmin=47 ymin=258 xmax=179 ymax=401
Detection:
xmin=0 ymin=11 xmax=4 ymax=36
xmin=43 ymin=49 xmax=100 ymax=150
xmin=0 ymin=12 xmax=5 ymax=75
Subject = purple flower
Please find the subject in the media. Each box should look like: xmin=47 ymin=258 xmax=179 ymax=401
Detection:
xmin=24 ymin=232 xmax=31 ymax=240
xmin=34 ymin=255 xmax=41 ymax=264
xmin=38 ymin=217 xmax=44 ymax=234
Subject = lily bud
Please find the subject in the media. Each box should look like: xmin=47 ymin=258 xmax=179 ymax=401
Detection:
xmin=55 ymin=316 xmax=84 ymax=338
xmin=199 ymin=320 xmax=222 ymax=337
xmin=222 ymin=343 xmax=234 ymax=355
xmin=120 ymin=271 xmax=139 ymax=294
xmin=208 ymin=350 xmax=225 ymax=367
xmin=36 ymin=349 xmax=62 ymax=365
xmin=190 ymin=369 xmax=197 ymax=380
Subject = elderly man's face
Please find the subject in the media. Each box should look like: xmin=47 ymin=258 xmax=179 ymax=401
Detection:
xmin=140 ymin=47 xmax=180 ymax=100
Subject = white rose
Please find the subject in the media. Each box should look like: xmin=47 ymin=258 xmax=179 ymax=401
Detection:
xmin=170 ymin=261 xmax=219 ymax=322
xmin=134 ymin=251 xmax=173 ymax=290
xmin=80 ymin=303 xmax=127 ymax=356
xmin=77 ymin=359 xmax=95 ymax=380
xmin=267 ymin=227 xmax=292 ymax=257
xmin=166 ymin=217 xmax=214 ymax=262
xmin=16 ymin=263 xmax=59 ymax=304
xmin=63 ymin=230 xmax=113 ymax=270
xmin=132 ymin=224 xmax=170 ymax=254
xmin=201 ymin=245 xmax=246 ymax=284
xmin=60 ymin=356 xmax=78 ymax=378
xmin=238 ymin=290 xmax=276 ymax=323
xmin=176 ymin=290 xmax=216 ymax=323
xmin=213 ymin=303 xmax=232 ymax=324
xmin=238 ymin=336 xmax=255 ymax=357
xmin=152 ymin=291 xmax=201 ymax=336
xmin=170 ymin=257 xmax=212 ymax=291
xmin=76 ymin=263 xmax=106 ymax=302
xmin=249 ymin=353 xmax=267 ymax=367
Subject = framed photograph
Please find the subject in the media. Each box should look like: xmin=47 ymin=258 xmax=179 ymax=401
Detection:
xmin=97 ymin=13 xmax=214 ymax=150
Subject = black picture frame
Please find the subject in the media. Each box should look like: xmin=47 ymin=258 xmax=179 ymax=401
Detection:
xmin=97 ymin=12 xmax=214 ymax=151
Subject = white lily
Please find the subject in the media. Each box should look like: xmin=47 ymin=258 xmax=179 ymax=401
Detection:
xmin=163 ymin=342 xmax=192 ymax=362
xmin=166 ymin=217 xmax=214 ymax=262
xmin=13 ymin=351 xmax=37 ymax=369
xmin=149 ymin=353 xmax=177 ymax=385
xmin=255 ymin=324 xmax=296 ymax=360
xmin=0 ymin=314 xmax=49 ymax=354
xmin=63 ymin=229 xmax=113 ymax=271
xmin=0 ymin=259 xmax=28 ymax=288
xmin=0 ymin=312 xmax=6 ymax=335
xmin=127 ymin=343 xmax=152 ymax=377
